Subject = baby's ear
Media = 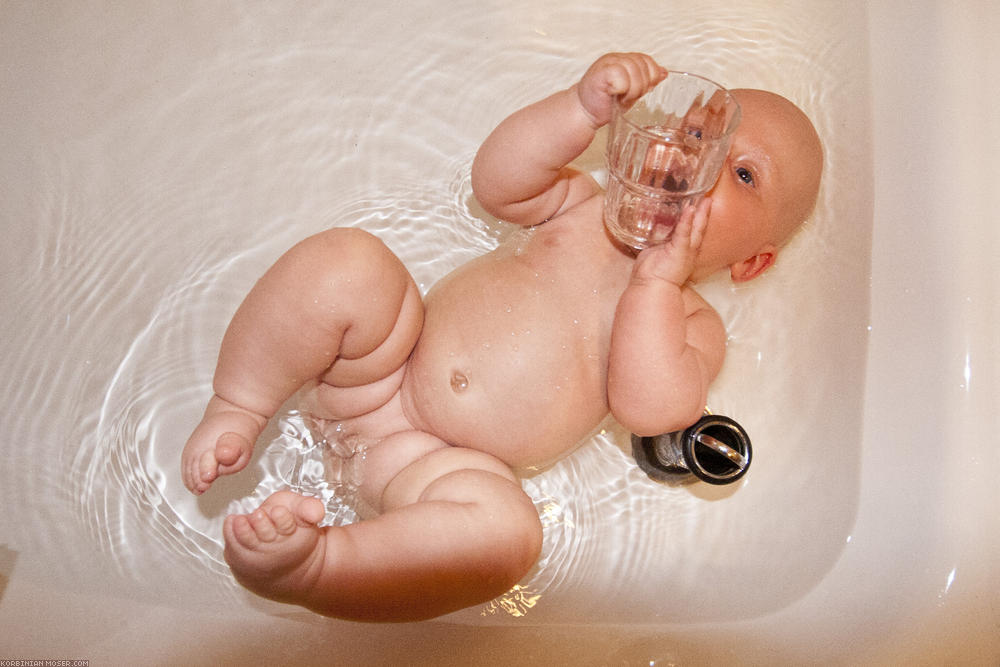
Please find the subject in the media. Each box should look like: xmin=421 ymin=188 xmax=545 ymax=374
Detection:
xmin=729 ymin=246 xmax=776 ymax=283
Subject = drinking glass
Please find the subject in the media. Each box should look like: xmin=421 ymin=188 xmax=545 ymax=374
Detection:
xmin=604 ymin=72 xmax=741 ymax=250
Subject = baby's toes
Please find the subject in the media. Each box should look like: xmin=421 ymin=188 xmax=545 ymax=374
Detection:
xmin=247 ymin=508 xmax=279 ymax=543
xmin=268 ymin=505 xmax=298 ymax=536
xmin=197 ymin=449 xmax=221 ymax=485
xmin=295 ymin=496 xmax=327 ymax=526
xmin=265 ymin=490 xmax=326 ymax=527
xmin=226 ymin=514 xmax=262 ymax=550
xmin=182 ymin=457 xmax=202 ymax=493
xmin=215 ymin=432 xmax=252 ymax=468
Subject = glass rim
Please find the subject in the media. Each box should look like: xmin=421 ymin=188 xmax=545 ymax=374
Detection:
xmin=613 ymin=70 xmax=742 ymax=141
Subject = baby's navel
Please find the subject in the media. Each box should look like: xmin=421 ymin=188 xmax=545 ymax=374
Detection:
xmin=450 ymin=371 xmax=469 ymax=393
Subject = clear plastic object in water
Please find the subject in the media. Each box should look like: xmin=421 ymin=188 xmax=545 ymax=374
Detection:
xmin=280 ymin=411 xmax=369 ymax=527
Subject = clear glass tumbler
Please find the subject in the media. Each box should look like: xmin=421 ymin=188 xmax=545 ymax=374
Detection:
xmin=604 ymin=72 xmax=741 ymax=250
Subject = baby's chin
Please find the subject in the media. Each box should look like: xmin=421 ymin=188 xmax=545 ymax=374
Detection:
xmin=688 ymin=262 xmax=727 ymax=284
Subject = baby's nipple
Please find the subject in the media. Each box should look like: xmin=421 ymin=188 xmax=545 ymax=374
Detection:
xmin=450 ymin=371 xmax=469 ymax=393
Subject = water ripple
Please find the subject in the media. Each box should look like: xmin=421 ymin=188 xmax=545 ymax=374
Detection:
xmin=1 ymin=0 xmax=868 ymax=620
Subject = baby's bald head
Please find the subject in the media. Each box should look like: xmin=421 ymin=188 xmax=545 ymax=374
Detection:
xmin=730 ymin=89 xmax=823 ymax=245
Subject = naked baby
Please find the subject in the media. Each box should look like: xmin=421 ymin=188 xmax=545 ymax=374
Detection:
xmin=181 ymin=52 xmax=823 ymax=622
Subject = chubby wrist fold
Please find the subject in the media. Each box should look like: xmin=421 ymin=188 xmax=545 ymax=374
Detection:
xmin=628 ymin=259 xmax=691 ymax=291
xmin=628 ymin=275 xmax=687 ymax=294
xmin=571 ymin=83 xmax=612 ymax=129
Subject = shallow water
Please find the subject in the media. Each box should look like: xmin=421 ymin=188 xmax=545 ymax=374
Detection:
xmin=1 ymin=1 xmax=871 ymax=622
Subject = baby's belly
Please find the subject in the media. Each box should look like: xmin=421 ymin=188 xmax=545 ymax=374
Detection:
xmin=399 ymin=255 xmax=613 ymax=469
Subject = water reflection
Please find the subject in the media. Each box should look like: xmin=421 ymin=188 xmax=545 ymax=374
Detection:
xmin=1 ymin=0 xmax=867 ymax=621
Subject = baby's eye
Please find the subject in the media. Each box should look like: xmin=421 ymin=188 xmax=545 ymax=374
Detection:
xmin=735 ymin=166 xmax=755 ymax=186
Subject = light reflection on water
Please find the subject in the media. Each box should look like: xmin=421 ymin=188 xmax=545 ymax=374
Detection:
xmin=0 ymin=0 xmax=869 ymax=622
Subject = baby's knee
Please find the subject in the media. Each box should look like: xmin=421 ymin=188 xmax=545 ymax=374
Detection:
xmin=384 ymin=447 xmax=543 ymax=575
xmin=442 ymin=466 xmax=543 ymax=569
xmin=257 ymin=227 xmax=403 ymax=320
xmin=433 ymin=467 xmax=543 ymax=583
xmin=305 ymin=226 xmax=380 ymax=253
xmin=289 ymin=227 xmax=401 ymax=283
xmin=277 ymin=226 xmax=420 ymax=356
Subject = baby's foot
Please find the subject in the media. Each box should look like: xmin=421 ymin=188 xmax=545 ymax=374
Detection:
xmin=223 ymin=490 xmax=327 ymax=599
xmin=181 ymin=395 xmax=268 ymax=494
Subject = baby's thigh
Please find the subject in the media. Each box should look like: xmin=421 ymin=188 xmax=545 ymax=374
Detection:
xmin=359 ymin=431 xmax=520 ymax=515
xmin=316 ymin=230 xmax=424 ymax=389
xmin=357 ymin=430 xmax=451 ymax=513
xmin=379 ymin=439 xmax=520 ymax=514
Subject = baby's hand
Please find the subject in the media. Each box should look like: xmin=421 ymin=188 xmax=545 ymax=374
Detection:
xmin=631 ymin=198 xmax=711 ymax=287
xmin=576 ymin=52 xmax=667 ymax=128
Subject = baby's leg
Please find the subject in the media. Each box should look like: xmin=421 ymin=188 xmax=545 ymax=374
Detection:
xmin=224 ymin=438 xmax=543 ymax=622
xmin=182 ymin=228 xmax=423 ymax=494
xmin=222 ymin=490 xmax=327 ymax=603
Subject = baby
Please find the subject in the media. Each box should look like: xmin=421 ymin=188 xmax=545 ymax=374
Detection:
xmin=181 ymin=53 xmax=822 ymax=622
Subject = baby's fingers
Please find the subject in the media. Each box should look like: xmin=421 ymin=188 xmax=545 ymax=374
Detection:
xmin=611 ymin=53 xmax=667 ymax=106
xmin=672 ymin=198 xmax=710 ymax=248
xmin=580 ymin=53 xmax=666 ymax=124
xmin=688 ymin=197 xmax=712 ymax=249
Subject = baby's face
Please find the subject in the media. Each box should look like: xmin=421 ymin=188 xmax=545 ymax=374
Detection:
xmin=691 ymin=90 xmax=822 ymax=282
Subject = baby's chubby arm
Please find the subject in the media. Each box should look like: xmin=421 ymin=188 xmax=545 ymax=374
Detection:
xmin=607 ymin=200 xmax=727 ymax=436
xmin=471 ymin=53 xmax=666 ymax=226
